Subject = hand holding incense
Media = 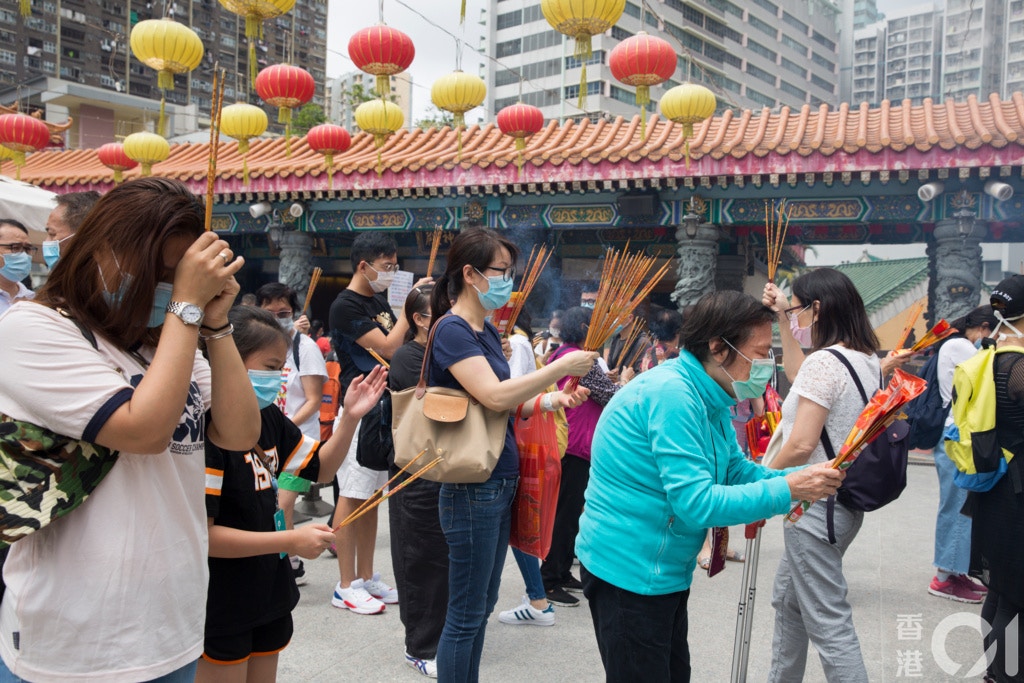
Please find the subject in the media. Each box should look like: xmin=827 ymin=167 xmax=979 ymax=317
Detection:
xmin=300 ymin=267 xmax=322 ymax=317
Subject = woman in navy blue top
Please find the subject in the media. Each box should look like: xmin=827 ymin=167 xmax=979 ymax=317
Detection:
xmin=428 ymin=228 xmax=595 ymax=682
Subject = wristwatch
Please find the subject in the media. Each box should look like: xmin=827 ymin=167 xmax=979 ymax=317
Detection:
xmin=166 ymin=301 xmax=204 ymax=327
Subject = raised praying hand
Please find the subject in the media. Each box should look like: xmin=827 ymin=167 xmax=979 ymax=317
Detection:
xmin=342 ymin=365 xmax=388 ymax=421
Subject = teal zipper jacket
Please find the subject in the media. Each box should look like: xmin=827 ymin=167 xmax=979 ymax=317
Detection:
xmin=576 ymin=351 xmax=794 ymax=595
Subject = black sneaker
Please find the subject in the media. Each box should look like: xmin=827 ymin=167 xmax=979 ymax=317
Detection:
xmin=290 ymin=557 xmax=308 ymax=586
xmin=545 ymin=586 xmax=579 ymax=607
xmin=562 ymin=575 xmax=584 ymax=593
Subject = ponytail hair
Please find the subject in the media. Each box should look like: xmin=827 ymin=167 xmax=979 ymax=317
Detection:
xmin=430 ymin=228 xmax=519 ymax=320
xmin=403 ymin=285 xmax=433 ymax=343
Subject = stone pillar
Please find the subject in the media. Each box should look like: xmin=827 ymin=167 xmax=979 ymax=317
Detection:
xmin=277 ymin=231 xmax=314 ymax=304
xmin=671 ymin=223 xmax=720 ymax=310
xmin=931 ymin=219 xmax=984 ymax=322
xmin=715 ymin=254 xmax=746 ymax=293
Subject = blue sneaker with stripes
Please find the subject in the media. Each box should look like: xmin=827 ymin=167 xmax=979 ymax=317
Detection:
xmin=498 ymin=596 xmax=555 ymax=626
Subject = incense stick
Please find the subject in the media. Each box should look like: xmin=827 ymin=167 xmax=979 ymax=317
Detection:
xmin=765 ymin=199 xmax=791 ymax=281
xmin=301 ymin=267 xmax=322 ymax=317
xmin=332 ymin=449 xmax=429 ymax=532
xmin=204 ymin=66 xmax=226 ymax=232
xmin=367 ymin=347 xmax=390 ymax=368
xmin=894 ymin=301 xmax=925 ymax=351
xmin=426 ymin=227 xmax=443 ymax=279
xmin=503 ymin=244 xmax=551 ymax=338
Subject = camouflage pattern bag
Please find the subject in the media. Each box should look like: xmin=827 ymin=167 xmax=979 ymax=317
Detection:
xmin=0 ymin=415 xmax=119 ymax=548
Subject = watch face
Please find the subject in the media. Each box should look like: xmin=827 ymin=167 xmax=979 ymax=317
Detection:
xmin=181 ymin=305 xmax=203 ymax=325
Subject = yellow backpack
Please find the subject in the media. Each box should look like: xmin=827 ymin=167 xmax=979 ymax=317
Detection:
xmin=944 ymin=347 xmax=1019 ymax=491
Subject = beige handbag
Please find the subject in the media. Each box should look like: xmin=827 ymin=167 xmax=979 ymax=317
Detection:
xmin=391 ymin=314 xmax=509 ymax=483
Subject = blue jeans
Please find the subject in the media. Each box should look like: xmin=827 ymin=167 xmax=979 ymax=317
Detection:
xmin=436 ymin=478 xmax=517 ymax=683
xmin=0 ymin=657 xmax=197 ymax=682
xmin=511 ymin=547 xmax=546 ymax=601
xmin=933 ymin=438 xmax=972 ymax=575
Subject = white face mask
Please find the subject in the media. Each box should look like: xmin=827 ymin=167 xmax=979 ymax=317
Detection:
xmin=992 ymin=311 xmax=1024 ymax=341
xmin=366 ymin=264 xmax=396 ymax=293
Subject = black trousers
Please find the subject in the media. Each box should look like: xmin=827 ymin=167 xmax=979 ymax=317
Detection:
xmin=540 ymin=454 xmax=589 ymax=590
xmin=981 ymin=588 xmax=1024 ymax=682
xmin=581 ymin=565 xmax=691 ymax=683
xmin=388 ymin=465 xmax=449 ymax=660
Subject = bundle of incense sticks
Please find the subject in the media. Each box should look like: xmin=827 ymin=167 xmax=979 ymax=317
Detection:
xmin=620 ymin=319 xmax=649 ymax=371
xmin=426 ymin=227 xmax=443 ymax=279
xmin=765 ymin=199 xmax=791 ymax=282
xmin=204 ymin=66 xmax=226 ymax=232
xmin=785 ymin=368 xmax=926 ymax=523
xmin=332 ymin=449 xmax=439 ymax=530
xmin=492 ymin=244 xmax=552 ymax=338
xmin=908 ymin=319 xmax=958 ymax=354
xmin=300 ymin=267 xmax=322 ymax=317
xmin=893 ymin=301 xmax=926 ymax=351
xmin=367 ymin=347 xmax=390 ymax=369
xmin=567 ymin=245 xmax=672 ymax=391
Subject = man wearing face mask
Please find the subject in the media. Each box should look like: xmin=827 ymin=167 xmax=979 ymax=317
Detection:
xmin=326 ymin=232 xmax=432 ymax=615
xmin=257 ymin=282 xmax=328 ymax=585
xmin=0 ymin=219 xmax=36 ymax=316
xmin=42 ymin=191 xmax=100 ymax=269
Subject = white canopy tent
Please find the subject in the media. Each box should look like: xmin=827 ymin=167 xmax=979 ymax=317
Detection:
xmin=0 ymin=176 xmax=56 ymax=242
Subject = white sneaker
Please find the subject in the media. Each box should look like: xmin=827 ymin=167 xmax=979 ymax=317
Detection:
xmin=365 ymin=572 xmax=399 ymax=604
xmin=405 ymin=653 xmax=438 ymax=678
xmin=331 ymin=579 xmax=386 ymax=615
xmin=498 ymin=596 xmax=555 ymax=626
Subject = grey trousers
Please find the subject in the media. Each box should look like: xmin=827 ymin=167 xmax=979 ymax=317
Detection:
xmin=767 ymin=499 xmax=869 ymax=683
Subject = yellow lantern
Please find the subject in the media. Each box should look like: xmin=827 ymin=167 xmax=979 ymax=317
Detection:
xmin=218 ymin=0 xmax=297 ymax=85
xmin=430 ymin=70 xmax=486 ymax=158
xmin=660 ymin=83 xmax=716 ymax=168
xmin=355 ymin=99 xmax=404 ymax=176
xmin=122 ymin=131 xmax=170 ymax=177
xmin=541 ymin=0 xmax=625 ymax=109
xmin=219 ymin=102 xmax=268 ymax=185
xmin=130 ymin=19 xmax=204 ymax=138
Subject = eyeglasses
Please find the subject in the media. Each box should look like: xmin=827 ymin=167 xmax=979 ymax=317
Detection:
xmin=783 ymin=304 xmax=810 ymax=322
xmin=269 ymin=310 xmax=293 ymax=319
xmin=479 ymin=265 xmax=516 ymax=282
xmin=371 ymin=262 xmax=400 ymax=273
xmin=0 ymin=243 xmax=38 ymax=255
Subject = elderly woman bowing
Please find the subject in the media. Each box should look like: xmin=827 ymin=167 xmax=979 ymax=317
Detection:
xmin=576 ymin=290 xmax=845 ymax=683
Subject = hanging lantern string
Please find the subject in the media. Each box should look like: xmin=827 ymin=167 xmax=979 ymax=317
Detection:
xmin=204 ymin=65 xmax=226 ymax=232
xmin=379 ymin=0 xmax=385 ymax=23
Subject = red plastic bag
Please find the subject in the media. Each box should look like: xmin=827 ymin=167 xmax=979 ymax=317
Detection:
xmin=510 ymin=396 xmax=562 ymax=560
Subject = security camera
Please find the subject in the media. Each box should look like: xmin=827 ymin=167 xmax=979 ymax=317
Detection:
xmin=917 ymin=182 xmax=944 ymax=202
xmin=249 ymin=201 xmax=272 ymax=218
xmin=984 ymin=180 xmax=1014 ymax=202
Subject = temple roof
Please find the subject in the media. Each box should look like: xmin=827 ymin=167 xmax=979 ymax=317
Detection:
xmin=834 ymin=257 xmax=930 ymax=314
xmin=10 ymin=93 xmax=1024 ymax=196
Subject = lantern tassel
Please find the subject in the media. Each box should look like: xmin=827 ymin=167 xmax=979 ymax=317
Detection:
xmin=19 ymin=0 xmax=29 ymax=17
xmin=278 ymin=107 xmax=291 ymax=125
xmin=376 ymin=148 xmax=383 ymax=177
xmin=285 ymin=121 xmax=292 ymax=158
xmin=460 ymin=0 xmax=466 ymax=23
xmin=683 ymin=122 xmax=693 ymax=170
xmin=325 ymin=152 xmax=333 ymax=190
xmin=575 ymin=36 xmax=592 ymax=111
xmin=249 ymin=40 xmax=258 ymax=88
xmin=158 ymin=71 xmax=174 ymax=91
xmin=637 ymin=85 xmax=649 ymax=139
xmin=375 ymin=74 xmax=391 ymax=98
xmin=158 ymin=93 xmax=168 ymax=138
xmin=141 ymin=162 xmax=152 ymax=177
xmin=114 ymin=168 xmax=123 ymax=183
xmin=454 ymin=112 xmax=465 ymax=159
xmin=242 ymin=154 xmax=250 ymax=185
xmin=11 ymin=152 xmax=25 ymax=181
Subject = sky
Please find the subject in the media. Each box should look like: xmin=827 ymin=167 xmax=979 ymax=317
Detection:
xmin=325 ymin=0 xmax=490 ymax=123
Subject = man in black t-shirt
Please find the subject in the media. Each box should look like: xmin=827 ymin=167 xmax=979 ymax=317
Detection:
xmin=326 ymin=232 xmax=431 ymax=614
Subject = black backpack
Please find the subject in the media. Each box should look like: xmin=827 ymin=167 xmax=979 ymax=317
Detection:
xmin=819 ymin=349 xmax=909 ymax=526
xmin=904 ymin=338 xmax=953 ymax=450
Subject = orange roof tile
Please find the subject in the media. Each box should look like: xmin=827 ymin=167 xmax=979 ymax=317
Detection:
xmin=7 ymin=93 xmax=1024 ymax=195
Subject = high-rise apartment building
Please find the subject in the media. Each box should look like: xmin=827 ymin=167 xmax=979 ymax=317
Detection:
xmin=942 ymin=0 xmax=1005 ymax=101
xmin=0 ymin=0 xmax=326 ymax=145
xmin=325 ymin=71 xmax=413 ymax=131
xmin=852 ymin=22 xmax=885 ymax=105
xmin=884 ymin=4 xmax=943 ymax=104
xmin=484 ymin=0 xmax=842 ymax=123
xmin=1006 ymin=0 xmax=1024 ymax=94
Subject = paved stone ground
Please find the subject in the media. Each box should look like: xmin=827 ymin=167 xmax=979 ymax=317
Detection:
xmin=279 ymin=461 xmax=991 ymax=682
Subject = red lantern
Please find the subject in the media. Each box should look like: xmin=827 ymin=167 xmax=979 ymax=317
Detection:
xmin=348 ymin=25 xmax=415 ymax=98
xmin=96 ymin=142 xmax=139 ymax=183
xmin=255 ymin=63 xmax=316 ymax=157
xmin=496 ymin=103 xmax=544 ymax=176
xmin=0 ymin=113 xmax=51 ymax=179
xmin=305 ymin=123 xmax=351 ymax=190
xmin=609 ymin=32 xmax=677 ymax=137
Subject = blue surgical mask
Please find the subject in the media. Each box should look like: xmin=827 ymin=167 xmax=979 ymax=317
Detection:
xmin=473 ymin=268 xmax=514 ymax=311
xmin=0 ymin=251 xmax=32 ymax=283
xmin=149 ymin=282 xmax=174 ymax=327
xmin=41 ymin=235 xmax=72 ymax=269
xmin=721 ymin=340 xmax=775 ymax=401
xmin=974 ymin=337 xmax=984 ymax=350
xmin=248 ymin=369 xmax=284 ymax=409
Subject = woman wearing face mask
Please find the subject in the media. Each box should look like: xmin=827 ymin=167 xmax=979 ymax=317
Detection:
xmin=198 ymin=306 xmax=386 ymax=683
xmin=0 ymin=177 xmax=261 ymax=682
xmin=575 ymin=290 xmax=844 ymax=683
xmin=762 ymin=268 xmax=881 ymax=683
xmin=428 ymin=228 xmax=596 ymax=682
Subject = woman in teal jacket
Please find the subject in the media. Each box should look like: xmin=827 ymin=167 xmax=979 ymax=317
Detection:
xmin=576 ymin=290 xmax=845 ymax=683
